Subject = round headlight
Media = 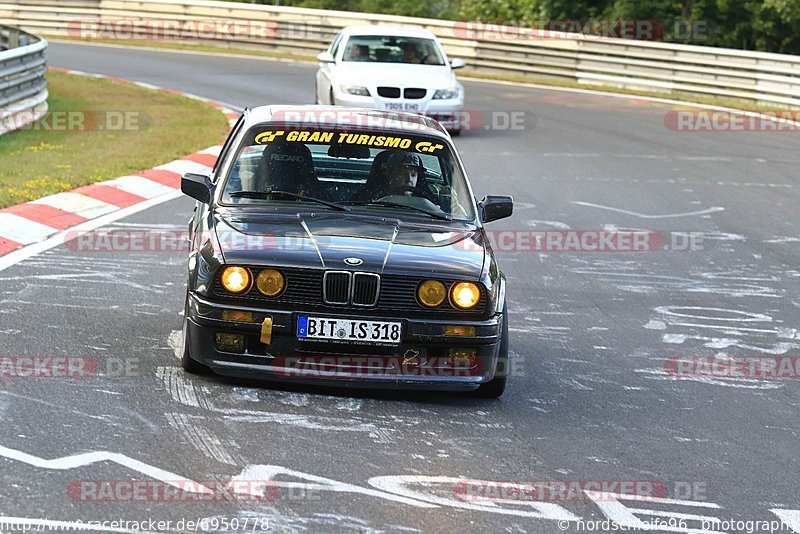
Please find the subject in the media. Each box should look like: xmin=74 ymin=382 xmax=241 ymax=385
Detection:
xmin=220 ymin=266 xmax=252 ymax=294
xmin=256 ymin=269 xmax=285 ymax=297
xmin=450 ymin=282 xmax=481 ymax=310
xmin=418 ymin=280 xmax=446 ymax=308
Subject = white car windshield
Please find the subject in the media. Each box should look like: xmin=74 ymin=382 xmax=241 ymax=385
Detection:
xmin=342 ymin=36 xmax=445 ymax=65
xmin=221 ymin=125 xmax=475 ymax=222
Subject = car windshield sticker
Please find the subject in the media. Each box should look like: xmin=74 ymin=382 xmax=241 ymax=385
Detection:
xmin=253 ymin=130 xmax=445 ymax=154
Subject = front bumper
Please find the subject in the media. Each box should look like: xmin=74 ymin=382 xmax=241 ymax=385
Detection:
xmin=185 ymin=293 xmax=502 ymax=391
xmin=333 ymin=92 xmax=464 ymax=130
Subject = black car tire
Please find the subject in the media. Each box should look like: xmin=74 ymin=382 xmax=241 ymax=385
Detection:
xmin=473 ymin=302 xmax=508 ymax=398
xmin=180 ymin=292 xmax=212 ymax=375
xmin=330 ymin=88 xmax=336 ymax=106
xmin=449 ymin=128 xmax=462 ymax=137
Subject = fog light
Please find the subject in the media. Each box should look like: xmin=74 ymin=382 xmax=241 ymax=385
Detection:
xmin=222 ymin=310 xmax=254 ymax=322
xmin=449 ymin=348 xmax=477 ymax=367
xmin=445 ymin=325 xmax=476 ymax=337
xmin=215 ymin=333 xmax=245 ymax=352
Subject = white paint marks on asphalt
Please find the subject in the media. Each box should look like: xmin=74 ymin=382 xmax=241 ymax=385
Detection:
xmin=651 ymin=306 xmax=798 ymax=354
xmin=765 ymin=237 xmax=800 ymax=244
xmin=771 ymin=510 xmax=800 ymax=533
xmin=585 ymin=490 xmax=722 ymax=533
xmin=231 ymin=387 xmax=260 ymax=403
xmin=369 ymin=476 xmax=581 ymax=520
xmin=167 ymin=330 xmax=183 ymax=359
xmin=231 ymin=465 xmax=438 ymax=508
xmin=220 ymin=411 xmax=380 ymax=434
xmin=0 ymin=443 xmax=213 ymax=494
xmin=165 ymin=412 xmax=239 ymax=466
xmin=542 ymin=152 xmax=600 ymax=157
xmin=572 ymin=201 xmax=724 ymax=219
xmin=335 ymin=398 xmax=363 ymax=412
xmin=277 ymin=392 xmax=311 ymax=407
xmin=654 ymin=306 xmax=772 ymax=322
xmin=526 ymin=220 xmax=571 ymax=229
xmin=635 ymin=368 xmax=783 ymax=389
xmin=155 ymin=366 xmax=211 ymax=409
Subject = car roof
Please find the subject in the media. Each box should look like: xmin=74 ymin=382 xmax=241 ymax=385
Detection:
xmin=243 ymin=105 xmax=450 ymax=138
xmin=341 ymin=25 xmax=439 ymax=40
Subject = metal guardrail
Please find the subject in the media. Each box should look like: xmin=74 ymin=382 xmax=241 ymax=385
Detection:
xmin=0 ymin=23 xmax=47 ymax=136
xmin=1 ymin=0 xmax=800 ymax=107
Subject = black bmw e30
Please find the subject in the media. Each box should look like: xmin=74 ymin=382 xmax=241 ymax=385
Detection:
xmin=179 ymin=105 xmax=513 ymax=397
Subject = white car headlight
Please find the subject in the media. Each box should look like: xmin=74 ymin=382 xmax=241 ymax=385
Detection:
xmin=433 ymin=87 xmax=460 ymax=100
xmin=340 ymin=84 xmax=371 ymax=96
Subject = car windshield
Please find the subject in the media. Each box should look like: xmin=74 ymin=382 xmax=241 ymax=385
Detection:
xmin=220 ymin=125 xmax=475 ymax=222
xmin=342 ymin=36 xmax=445 ymax=65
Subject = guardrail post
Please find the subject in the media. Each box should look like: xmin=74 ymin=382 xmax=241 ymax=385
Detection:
xmin=9 ymin=29 xmax=19 ymax=49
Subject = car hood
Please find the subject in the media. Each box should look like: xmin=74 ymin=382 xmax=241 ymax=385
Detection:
xmin=335 ymin=62 xmax=456 ymax=89
xmin=214 ymin=211 xmax=485 ymax=278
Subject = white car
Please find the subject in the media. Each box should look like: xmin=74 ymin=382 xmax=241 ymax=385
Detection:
xmin=315 ymin=25 xmax=466 ymax=133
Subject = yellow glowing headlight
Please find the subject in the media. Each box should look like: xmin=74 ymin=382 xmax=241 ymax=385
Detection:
xmin=220 ymin=266 xmax=252 ymax=294
xmin=450 ymin=282 xmax=481 ymax=310
xmin=256 ymin=269 xmax=285 ymax=297
xmin=418 ymin=280 xmax=447 ymax=308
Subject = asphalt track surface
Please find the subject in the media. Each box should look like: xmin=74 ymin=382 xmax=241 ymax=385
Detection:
xmin=0 ymin=41 xmax=798 ymax=532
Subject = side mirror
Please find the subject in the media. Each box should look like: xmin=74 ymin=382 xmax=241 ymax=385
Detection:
xmin=181 ymin=173 xmax=213 ymax=204
xmin=451 ymin=58 xmax=466 ymax=69
xmin=479 ymin=195 xmax=513 ymax=223
xmin=316 ymin=51 xmax=335 ymax=63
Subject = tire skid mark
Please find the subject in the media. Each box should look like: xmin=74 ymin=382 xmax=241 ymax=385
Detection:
xmin=155 ymin=366 xmax=211 ymax=409
xmin=165 ymin=412 xmax=240 ymax=466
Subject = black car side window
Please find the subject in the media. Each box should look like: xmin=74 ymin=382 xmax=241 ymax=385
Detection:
xmin=213 ymin=114 xmax=246 ymax=181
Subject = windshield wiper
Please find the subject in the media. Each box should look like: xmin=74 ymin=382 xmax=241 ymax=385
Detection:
xmin=229 ymin=190 xmax=351 ymax=212
xmin=345 ymin=200 xmax=452 ymax=221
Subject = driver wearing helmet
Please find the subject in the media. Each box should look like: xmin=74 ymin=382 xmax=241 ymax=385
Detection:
xmin=384 ymin=151 xmax=424 ymax=194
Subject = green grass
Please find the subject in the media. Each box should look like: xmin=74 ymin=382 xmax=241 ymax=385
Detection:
xmin=0 ymin=70 xmax=230 ymax=208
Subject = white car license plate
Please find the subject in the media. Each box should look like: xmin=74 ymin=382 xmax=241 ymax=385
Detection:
xmin=297 ymin=316 xmax=402 ymax=344
xmin=384 ymin=103 xmax=419 ymax=111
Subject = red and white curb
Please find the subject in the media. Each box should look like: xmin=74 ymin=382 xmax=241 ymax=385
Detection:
xmin=0 ymin=68 xmax=240 ymax=258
